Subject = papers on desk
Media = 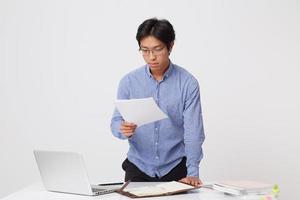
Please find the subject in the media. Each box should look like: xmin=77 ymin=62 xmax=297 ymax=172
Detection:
xmin=115 ymin=97 xmax=168 ymax=126
xmin=212 ymin=180 xmax=274 ymax=196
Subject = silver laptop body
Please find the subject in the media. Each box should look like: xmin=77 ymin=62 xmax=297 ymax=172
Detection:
xmin=33 ymin=150 xmax=120 ymax=196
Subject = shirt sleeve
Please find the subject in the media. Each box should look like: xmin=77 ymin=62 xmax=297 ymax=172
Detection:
xmin=183 ymin=77 xmax=205 ymax=177
xmin=110 ymin=76 xmax=130 ymax=140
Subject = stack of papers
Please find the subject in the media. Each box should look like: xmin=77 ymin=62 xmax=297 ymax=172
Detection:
xmin=213 ymin=180 xmax=273 ymax=196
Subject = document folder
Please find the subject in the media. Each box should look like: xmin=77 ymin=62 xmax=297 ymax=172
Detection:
xmin=116 ymin=181 xmax=201 ymax=198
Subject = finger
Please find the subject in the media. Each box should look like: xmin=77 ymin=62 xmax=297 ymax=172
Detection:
xmin=192 ymin=180 xmax=198 ymax=186
xmin=123 ymin=132 xmax=133 ymax=137
xmin=120 ymin=126 xmax=136 ymax=135
xmin=121 ymin=130 xmax=135 ymax=134
xmin=198 ymin=179 xmax=203 ymax=185
xmin=121 ymin=126 xmax=136 ymax=131
xmin=122 ymin=130 xmax=134 ymax=136
xmin=192 ymin=178 xmax=200 ymax=186
xmin=179 ymin=178 xmax=187 ymax=182
xmin=122 ymin=124 xmax=136 ymax=128
xmin=182 ymin=179 xmax=191 ymax=185
xmin=194 ymin=179 xmax=201 ymax=186
xmin=190 ymin=178 xmax=196 ymax=186
xmin=120 ymin=126 xmax=134 ymax=131
xmin=122 ymin=121 xmax=136 ymax=126
xmin=120 ymin=124 xmax=137 ymax=130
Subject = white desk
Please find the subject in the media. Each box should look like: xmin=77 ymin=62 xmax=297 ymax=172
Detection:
xmin=0 ymin=182 xmax=251 ymax=200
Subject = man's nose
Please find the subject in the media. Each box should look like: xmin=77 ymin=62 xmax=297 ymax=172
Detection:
xmin=149 ymin=51 xmax=156 ymax=60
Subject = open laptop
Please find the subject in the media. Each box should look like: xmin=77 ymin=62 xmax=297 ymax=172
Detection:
xmin=33 ymin=150 xmax=123 ymax=196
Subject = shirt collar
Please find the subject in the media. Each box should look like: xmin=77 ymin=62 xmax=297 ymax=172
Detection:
xmin=145 ymin=60 xmax=174 ymax=80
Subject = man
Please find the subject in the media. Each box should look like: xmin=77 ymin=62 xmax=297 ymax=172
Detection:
xmin=110 ymin=18 xmax=205 ymax=186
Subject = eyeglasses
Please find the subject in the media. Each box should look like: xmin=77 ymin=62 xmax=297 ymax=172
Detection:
xmin=139 ymin=46 xmax=166 ymax=56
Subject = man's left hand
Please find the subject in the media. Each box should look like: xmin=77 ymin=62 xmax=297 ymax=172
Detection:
xmin=179 ymin=176 xmax=202 ymax=186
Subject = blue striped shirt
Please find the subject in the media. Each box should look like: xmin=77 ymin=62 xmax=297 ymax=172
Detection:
xmin=111 ymin=62 xmax=205 ymax=178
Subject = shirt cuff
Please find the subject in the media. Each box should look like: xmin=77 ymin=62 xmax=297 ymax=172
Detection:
xmin=187 ymin=165 xmax=199 ymax=177
xmin=111 ymin=120 xmax=128 ymax=140
xmin=118 ymin=132 xmax=128 ymax=140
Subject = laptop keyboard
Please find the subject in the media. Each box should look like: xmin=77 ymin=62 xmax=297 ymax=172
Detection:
xmin=92 ymin=188 xmax=106 ymax=192
xmin=92 ymin=187 xmax=115 ymax=195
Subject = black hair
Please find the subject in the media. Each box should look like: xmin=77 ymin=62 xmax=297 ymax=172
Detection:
xmin=136 ymin=18 xmax=175 ymax=51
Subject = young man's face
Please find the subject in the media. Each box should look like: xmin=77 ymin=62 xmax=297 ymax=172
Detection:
xmin=139 ymin=36 xmax=171 ymax=75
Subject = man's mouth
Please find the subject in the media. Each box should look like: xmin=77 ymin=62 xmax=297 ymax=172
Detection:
xmin=149 ymin=63 xmax=159 ymax=67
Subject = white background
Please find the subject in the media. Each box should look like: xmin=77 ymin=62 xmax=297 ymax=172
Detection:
xmin=0 ymin=0 xmax=299 ymax=199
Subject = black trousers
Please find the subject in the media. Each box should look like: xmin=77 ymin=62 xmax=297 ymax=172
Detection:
xmin=122 ymin=157 xmax=187 ymax=182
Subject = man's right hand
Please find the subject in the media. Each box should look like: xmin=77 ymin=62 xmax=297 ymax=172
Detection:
xmin=120 ymin=121 xmax=137 ymax=138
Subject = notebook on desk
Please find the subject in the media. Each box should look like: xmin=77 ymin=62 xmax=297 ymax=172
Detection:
xmin=33 ymin=150 xmax=123 ymax=196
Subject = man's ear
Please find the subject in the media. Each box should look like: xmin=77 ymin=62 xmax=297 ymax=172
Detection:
xmin=169 ymin=42 xmax=174 ymax=54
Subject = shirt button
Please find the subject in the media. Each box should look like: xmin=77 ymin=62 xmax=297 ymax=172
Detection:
xmin=155 ymin=128 xmax=158 ymax=131
xmin=155 ymin=156 xmax=159 ymax=159
xmin=155 ymin=142 xmax=158 ymax=145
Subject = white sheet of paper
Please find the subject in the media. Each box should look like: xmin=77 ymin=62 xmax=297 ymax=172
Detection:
xmin=115 ymin=97 xmax=168 ymax=127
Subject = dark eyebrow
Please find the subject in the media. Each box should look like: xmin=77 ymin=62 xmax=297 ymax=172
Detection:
xmin=140 ymin=45 xmax=163 ymax=49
